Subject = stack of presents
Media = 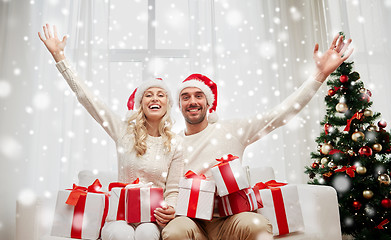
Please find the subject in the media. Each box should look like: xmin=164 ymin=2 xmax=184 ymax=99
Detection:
xmin=51 ymin=154 xmax=304 ymax=239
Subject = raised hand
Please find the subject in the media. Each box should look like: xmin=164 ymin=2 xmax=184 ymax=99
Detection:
xmin=313 ymin=35 xmax=354 ymax=81
xmin=38 ymin=24 xmax=67 ymax=62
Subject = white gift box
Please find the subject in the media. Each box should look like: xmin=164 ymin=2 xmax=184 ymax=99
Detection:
xmin=256 ymin=184 xmax=304 ymax=236
xmin=51 ymin=190 xmax=108 ymax=239
xmin=176 ymin=177 xmax=216 ymax=220
xmin=107 ymin=187 xmax=126 ymax=222
xmin=211 ymin=157 xmax=249 ymax=197
xmin=125 ymin=183 xmax=164 ymax=223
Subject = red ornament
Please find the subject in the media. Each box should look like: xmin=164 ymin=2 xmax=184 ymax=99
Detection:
xmin=381 ymin=198 xmax=391 ymax=208
xmin=360 ymin=93 xmax=370 ymax=102
xmin=366 ymin=89 xmax=372 ymax=97
xmin=312 ymin=162 xmax=319 ymax=169
xmin=324 ymin=123 xmax=332 ymax=135
xmin=378 ymin=120 xmax=387 ymax=129
xmin=340 ymin=75 xmax=349 ymax=83
xmin=358 ymin=146 xmax=373 ymax=157
xmin=328 ymin=89 xmax=336 ymax=96
xmin=352 ymin=200 xmax=362 ymax=210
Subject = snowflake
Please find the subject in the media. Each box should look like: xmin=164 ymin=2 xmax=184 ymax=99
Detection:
xmin=14 ymin=68 xmax=21 ymax=76
xmin=290 ymin=7 xmax=301 ymax=21
xmin=331 ymin=175 xmax=351 ymax=193
xmin=18 ymin=189 xmax=36 ymax=206
xmin=0 ymin=136 xmax=22 ymax=159
xmin=0 ymin=80 xmax=11 ymax=98
xmin=226 ymin=10 xmax=243 ymax=27
xmin=258 ymin=41 xmax=276 ymax=59
xmin=33 ymin=92 xmax=50 ymax=110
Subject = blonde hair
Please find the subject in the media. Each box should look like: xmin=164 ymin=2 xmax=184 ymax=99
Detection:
xmin=127 ymin=103 xmax=174 ymax=157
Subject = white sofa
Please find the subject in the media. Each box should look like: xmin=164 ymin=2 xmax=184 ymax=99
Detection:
xmin=15 ymin=167 xmax=342 ymax=240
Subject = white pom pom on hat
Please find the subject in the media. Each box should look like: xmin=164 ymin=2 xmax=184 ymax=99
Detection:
xmin=178 ymin=74 xmax=218 ymax=123
xmin=126 ymin=78 xmax=173 ymax=118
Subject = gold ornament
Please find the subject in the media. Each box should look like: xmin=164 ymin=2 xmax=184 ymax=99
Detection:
xmin=378 ymin=174 xmax=391 ymax=185
xmin=356 ymin=166 xmax=367 ymax=175
xmin=367 ymin=125 xmax=377 ymax=131
xmin=359 ymin=88 xmax=366 ymax=93
xmin=336 ymin=103 xmax=348 ymax=113
xmin=364 ymin=109 xmax=373 ymax=117
xmin=372 ymin=143 xmax=382 ymax=152
xmin=321 ymin=157 xmax=328 ymax=165
xmin=352 ymin=131 xmax=365 ymax=142
xmin=363 ymin=190 xmax=374 ymax=199
xmin=321 ymin=143 xmax=333 ymax=155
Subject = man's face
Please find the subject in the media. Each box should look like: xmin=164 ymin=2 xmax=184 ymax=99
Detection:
xmin=179 ymin=87 xmax=209 ymax=125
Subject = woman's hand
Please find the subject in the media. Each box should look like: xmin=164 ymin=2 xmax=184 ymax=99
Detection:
xmin=313 ymin=35 xmax=354 ymax=81
xmin=154 ymin=205 xmax=176 ymax=227
xmin=38 ymin=24 xmax=67 ymax=62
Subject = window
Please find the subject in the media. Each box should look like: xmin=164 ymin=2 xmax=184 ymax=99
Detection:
xmin=108 ymin=0 xmax=191 ymax=80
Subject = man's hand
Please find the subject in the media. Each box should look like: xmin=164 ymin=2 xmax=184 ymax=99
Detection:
xmin=38 ymin=23 xmax=67 ymax=62
xmin=154 ymin=205 xmax=176 ymax=227
xmin=313 ymin=34 xmax=354 ymax=81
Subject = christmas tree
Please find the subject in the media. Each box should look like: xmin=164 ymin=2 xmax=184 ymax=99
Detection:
xmin=305 ymin=40 xmax=391 ymax=239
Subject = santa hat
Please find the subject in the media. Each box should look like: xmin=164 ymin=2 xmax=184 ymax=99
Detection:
xmin=126 ymin=78 xmax=173 ymax=118
xmin=178 ymin=74 xmax=218 ymax=123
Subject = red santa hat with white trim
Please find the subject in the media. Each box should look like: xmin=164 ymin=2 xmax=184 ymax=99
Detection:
xmin=178 ymin=74 xmax=218 ymax=123
xmin=126 ymin=78 xmax=173 ymax=118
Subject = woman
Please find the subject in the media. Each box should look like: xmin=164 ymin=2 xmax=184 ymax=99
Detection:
xmin=38 ymin=24 xmax=183 ymax=240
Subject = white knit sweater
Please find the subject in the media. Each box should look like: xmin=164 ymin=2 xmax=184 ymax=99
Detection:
xmin=180 ymin=75 xmax=323 ymax=178
xmin=56 ymin=59 xmax=184 ymax=207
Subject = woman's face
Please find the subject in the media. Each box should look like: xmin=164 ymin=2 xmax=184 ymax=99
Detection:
xmin=141 ymin=87 xmax=168 ymax=121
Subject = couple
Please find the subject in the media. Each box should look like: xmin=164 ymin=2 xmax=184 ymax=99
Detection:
xmin=39 ymin=24 xmax=353 ymax=240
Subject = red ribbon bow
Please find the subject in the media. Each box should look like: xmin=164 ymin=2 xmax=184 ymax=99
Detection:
xmin=344 ymin=112 xmax=364 ymax=132
xmin=329 ymin=149 xmax=343 ymax=155
xmin=254 ymin=180 xmax=288 ymax=190
xmin=108 ymin=178 xmax=140 ymax=191
xmin=184 ymin=170 xmax=206 ymax=180
xmin=66 ymin=179 xmax=104 ymax=206
xmin=375 ymin=219 xmax=389 ymax=229
xmin=214 ymin=154 xmax=239 ymax=166
xmin=335 ymin=166 xmax=356 ymax=178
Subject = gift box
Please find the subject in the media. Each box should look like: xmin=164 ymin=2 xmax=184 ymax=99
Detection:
xmin=211 ymin=154 xmax=250 ymax=196
xmin=106 ymin=178 xmax=139 ymax=222
xmin=255 ymin=181 xmax=304 ymax=236
xmin=217 ymin=187 xmax=263 ymax=217
xmin=125 ymin=183 xmax=164 ymax=223
xmin=51 ymin=179 xmax=109 ymax=239
xmin=176 ymin=171 xmax=216 ymax=220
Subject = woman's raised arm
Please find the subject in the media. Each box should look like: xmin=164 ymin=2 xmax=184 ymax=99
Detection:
xmin=38 ymin=24 xmax=67 ymax=62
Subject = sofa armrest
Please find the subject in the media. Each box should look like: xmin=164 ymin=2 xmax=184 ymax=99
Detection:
xmin=16 ymin=197 xmax=55 ymax=240
xmin=246 ymin=166 xmax=276 ymax=185
xmin=16 ymin=197 xmax=39 ymax=240
xmin=296 ymin=184 xmax=342 ymax=240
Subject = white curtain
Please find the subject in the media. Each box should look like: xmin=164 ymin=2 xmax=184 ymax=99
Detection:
xmin=1 ymin=0 xmax=391 ymax=239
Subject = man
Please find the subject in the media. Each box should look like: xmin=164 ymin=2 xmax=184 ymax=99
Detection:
xmin=161 ymin=35 xmax=353 ymax=240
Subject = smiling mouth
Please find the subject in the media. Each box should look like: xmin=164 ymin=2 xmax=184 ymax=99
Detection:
xmin=149 ymin=104 xmax=161 ymax=110
xmin=187 ymin=107 xmax=201 ymax=113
